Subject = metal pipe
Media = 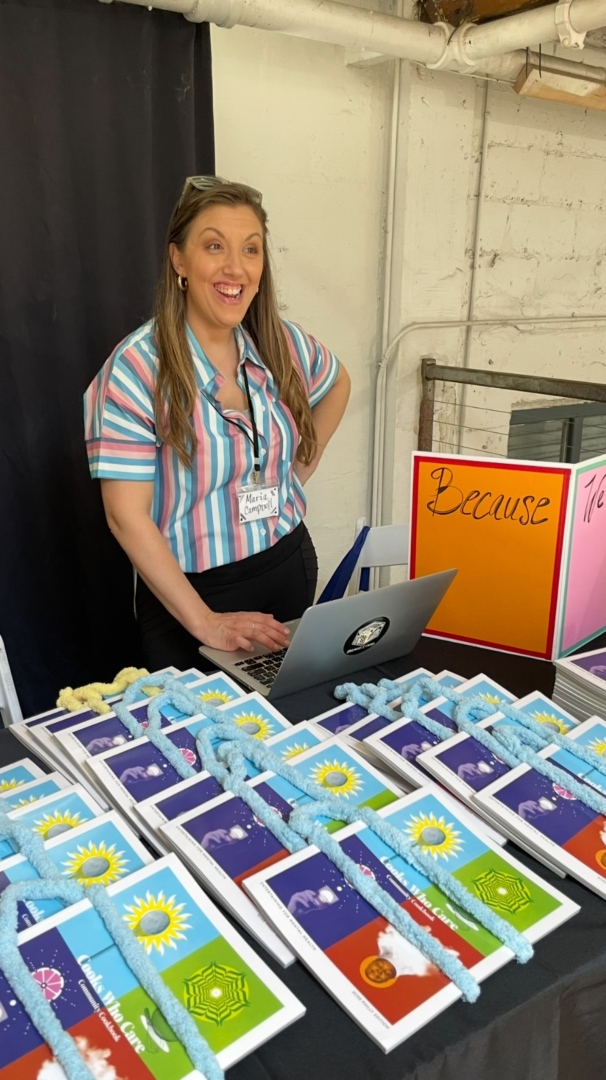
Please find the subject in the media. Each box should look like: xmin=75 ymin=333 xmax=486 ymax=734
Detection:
xmin=458 ymin=80 xmax=490 ymax=453
xmin=106 ymin=0 xmax=606 ymax=77
xmin=185 ymin=0 xmax=450 ymax=65
xmin=370 ymin=7 xmax=403 ymax=541
xmin=461 ymin=0 xmax=606 ymax=63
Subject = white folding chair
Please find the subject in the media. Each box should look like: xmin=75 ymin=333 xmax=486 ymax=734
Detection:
xmin=350 ymin=518 xmax=410 ymax=592
xmin=0 ymin=636 xmax=24 ymax=727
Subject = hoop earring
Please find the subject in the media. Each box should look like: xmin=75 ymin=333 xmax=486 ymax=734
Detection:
xmin=177 ymin=275 xmax=188 ymax=292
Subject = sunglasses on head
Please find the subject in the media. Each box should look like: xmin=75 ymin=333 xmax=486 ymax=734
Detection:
xmin=180 ymin=175 xmax=263 ymax=205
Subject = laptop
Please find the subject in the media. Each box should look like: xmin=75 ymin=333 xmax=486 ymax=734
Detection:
xmin=199 ymin=568 xmax=457 ymax=700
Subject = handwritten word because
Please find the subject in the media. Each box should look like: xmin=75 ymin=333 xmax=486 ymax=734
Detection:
xmin=426 ymin=468 xmax=551 ymax=525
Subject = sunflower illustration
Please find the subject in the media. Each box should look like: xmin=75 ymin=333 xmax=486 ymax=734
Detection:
xmin=0 ymin=779 xmax=24 ymax=792
xmin=123 ymin=891 xmax=191 ymax=954
xmin=231 ymin=711 xmax=274 ymax=739
xmin=197 ymin=690 xmax=233 ymax=705
xmin=309 ymin=758 xmax=364 ymax=798
xmin=62 ymin=840 xmax=129 ymax=887
xmin=530 ymin=710 xmax=572 ymax=735
xmin=13 ymin=795 xmax=40 ymax=807
xmin=281 ymin=742 xmax=311 ymax=761
xmin=480 ymin=693 xmax=503 ymax=706
xmin=405 ymin=810 xmax=463 ymax=860
xmin=33 ymin=809 xmax=86 ymax=840
xmin=589 ymin=737 xmax=606 ymax=757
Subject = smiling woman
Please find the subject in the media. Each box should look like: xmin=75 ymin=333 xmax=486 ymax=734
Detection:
xmin=84 ymin=177 xmax=350 ymax=670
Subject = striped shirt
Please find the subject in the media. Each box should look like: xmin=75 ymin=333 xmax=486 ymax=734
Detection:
xmin=84 ymin=319 xmax=339 ymax=572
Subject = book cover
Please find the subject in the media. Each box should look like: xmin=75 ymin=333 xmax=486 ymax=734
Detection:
xmin=417 ymin=692 xmax=580 ymax=804
xmin=161 ymin=739 xmax=403 ymax=963
xmin=86 ymin=696 xmax=291 ymax=850
xmin=244 ymin=788 xmax=578 ymax=1052
xmin=136 ymin=720 xmax=329 ymax=841
xmin=475 ymin=720 xmax=606 ymax=898
xmin=0 ymin=854 xmax=304 ymax=1078
xmin=365 ymin=674 xmax=517 ymax=791
xmin=53 ymin=672 xmax=242 ymax=782
xmin=0 ymin=810 xmax=153 ymax=931
xmin=310 ymin=669 xmax=435 ymax=738
xmin=0 ymin=773 xmax=71 ymax=812
xmin=0 ymin=785 xmax=104 ymax=862
xmin=0 ymin=759 xmax=46 ymax=793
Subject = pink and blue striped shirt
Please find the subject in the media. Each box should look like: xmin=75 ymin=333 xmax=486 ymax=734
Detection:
xmin=84 ymin=319 xmax=340 ymax=572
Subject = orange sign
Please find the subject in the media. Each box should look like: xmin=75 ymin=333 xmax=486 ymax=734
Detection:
xmin=410 ymin=454 xmax=571 ymax=659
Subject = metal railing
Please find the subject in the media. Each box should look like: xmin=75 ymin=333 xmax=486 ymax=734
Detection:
xmin=418 ymin=358 xmax=606 ymax=455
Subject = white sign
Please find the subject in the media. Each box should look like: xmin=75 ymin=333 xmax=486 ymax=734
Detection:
xmin=237 ymin=485 xmax=279 ymax=524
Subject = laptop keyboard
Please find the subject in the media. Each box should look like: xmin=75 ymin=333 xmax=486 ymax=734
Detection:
xmin=234 ymin=649 xmax=288 ymax=688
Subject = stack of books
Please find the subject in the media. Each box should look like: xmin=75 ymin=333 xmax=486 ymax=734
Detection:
xmin=553 ymin=646 xmax=606 ymax=722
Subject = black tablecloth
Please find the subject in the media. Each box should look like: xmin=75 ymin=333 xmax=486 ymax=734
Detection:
xmin=3 ymin=636 xmax=606 ymax=1080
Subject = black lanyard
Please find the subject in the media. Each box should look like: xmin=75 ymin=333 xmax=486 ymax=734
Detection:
xmin=201 ymin=361 xmax=263 ymax=484
xmin=242 ymin=363 xmax=261 ymax=484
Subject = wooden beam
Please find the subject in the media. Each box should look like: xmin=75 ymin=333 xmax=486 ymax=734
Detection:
xmin=420 ymin=0 xmax=554 ymax=28
xmin=515 ymin=63 xmax=606 ymax=111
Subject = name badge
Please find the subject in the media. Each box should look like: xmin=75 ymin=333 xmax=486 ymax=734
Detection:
xmin=237 ymin=485 xmax=279 ymax=524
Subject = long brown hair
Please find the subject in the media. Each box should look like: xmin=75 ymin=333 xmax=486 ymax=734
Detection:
xmin=154 ymin=182 xmax=316 ymax=468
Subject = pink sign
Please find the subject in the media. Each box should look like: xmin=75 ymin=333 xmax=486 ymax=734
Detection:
xmin=560 ymin=455 xmax=606 ymax=654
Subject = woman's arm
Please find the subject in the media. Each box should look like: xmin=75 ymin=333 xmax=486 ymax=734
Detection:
xmin=295 ymin=362 xmax=351 ymax=486
xmin=100 ymin=480 xmax=289 ymax=652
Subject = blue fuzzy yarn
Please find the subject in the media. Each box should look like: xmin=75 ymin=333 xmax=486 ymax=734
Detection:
xmin=88 ymin=884 xmax=223 ymax=1080
xmin=0 ymin=734 xmax=224 ymax=1080
xmin=0 ymin=879 xmax=99 ymax=1080
xmin=191 ymin=707 xmax=532 ymax=980
xmin=336 ymin=677 xmax=606 ymax=819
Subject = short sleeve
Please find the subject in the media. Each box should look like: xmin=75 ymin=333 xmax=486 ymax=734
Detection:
xmin=84 ymin=331 xmax=158 ymax=481
xmin=282 ymin=321 xmax=340 ymax=408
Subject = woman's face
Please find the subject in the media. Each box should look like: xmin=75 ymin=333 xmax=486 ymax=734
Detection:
xmin=171 ymin=203 xmax=264 ymax=332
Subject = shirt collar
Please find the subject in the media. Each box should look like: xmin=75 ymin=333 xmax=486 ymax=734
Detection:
xmin=186 ymin=323 xmax=267 ymax=392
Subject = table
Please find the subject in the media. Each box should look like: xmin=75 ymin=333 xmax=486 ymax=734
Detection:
xmin=2 ymin=636 xmax=606 ymax=1080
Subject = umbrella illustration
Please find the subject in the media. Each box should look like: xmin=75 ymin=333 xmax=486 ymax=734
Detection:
xmin=140 ymin=1006 xmax=178 ymax=1053
xmin=473 ymin=868 xmax=531 ymax=914
xmin=183 ymin=962 xmax=250 ymax=1025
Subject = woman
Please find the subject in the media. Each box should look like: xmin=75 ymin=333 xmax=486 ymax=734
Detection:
xmin=84 ymin=176 xmax=350 ymax=670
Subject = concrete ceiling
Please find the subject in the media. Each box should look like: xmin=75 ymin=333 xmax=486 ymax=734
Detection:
xmin=420 ymin=1 xmax=562 ymax=27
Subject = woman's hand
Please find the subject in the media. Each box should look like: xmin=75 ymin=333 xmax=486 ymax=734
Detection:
xmin=199 ymin=610 xmax=291 ymax=653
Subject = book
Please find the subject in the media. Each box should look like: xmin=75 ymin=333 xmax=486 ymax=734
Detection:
xmin=0 ymin=784 xmax=105 ymax=862
xmin=312 ymin=672 xmax=468 ymax=773
xmin=0 ymin=853 xmax=304 ymax=1078
xmin=0 ymin=758 xmax=47 ymax=793
xmin=244 ymin=787 xmax=578 ymax=1052
xmin=0 ymin=772 xmax=71 ymax=811
xmin=9 ymin=666 xmax=181 ymax=765
xmin=364 ymin=674 xmax=517 ymax=792
xmin=161 ymin=738 xmax=404 ymax=964
xmin=86 ymin=695 xmax=292 ymax=851
xmin=0 ymin=809 xmax=153 ymax=931
xmin=417 ymin=692 xmax=580 ymax=805
xmin=553 ymin=645 xmax=606 ymax=721
xmin=474 ymin=715 xmax=606 ymax=898
xmin=310 ymin=668 xmax=436 ymax=738
xmin=135 ymin=720 xmax=330 ymax=844
xmin=53 ymin=672 xmax=243 ymax=785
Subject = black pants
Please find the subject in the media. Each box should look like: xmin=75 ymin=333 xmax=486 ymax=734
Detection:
xmin=135 ymin=522 xmax=318 ymax=672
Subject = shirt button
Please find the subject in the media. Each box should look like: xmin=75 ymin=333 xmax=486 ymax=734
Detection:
xmin=260 ymin=528 xmax=266 ymax=536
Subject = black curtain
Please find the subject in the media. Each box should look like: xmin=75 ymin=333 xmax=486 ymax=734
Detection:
xmin=0 ymin=0 xmax=214 ymax=717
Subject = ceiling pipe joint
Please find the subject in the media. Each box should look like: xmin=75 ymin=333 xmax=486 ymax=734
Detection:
xmin=426 ymin=20 xmax=484 ymax=72
xmin=555 ymin=0 xmax=587 ymax=49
